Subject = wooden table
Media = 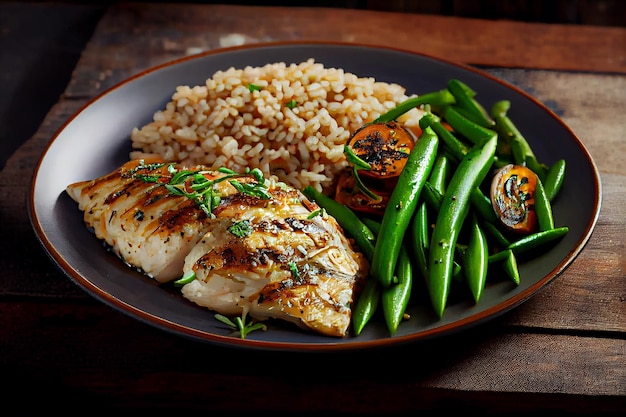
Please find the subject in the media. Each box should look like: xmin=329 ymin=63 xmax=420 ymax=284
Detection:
xmin=1 ymin=3 xmax=624 ymax=414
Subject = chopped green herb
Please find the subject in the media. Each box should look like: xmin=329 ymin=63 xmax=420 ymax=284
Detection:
xmin=228 ymin=219 xmax=253 ymax=238
xmin=286 ymin=99 xmax=298 ymax=109
xmin=288 ymin=261 xmax=300 ymax=279
xmin=215 ymin=313 xmax=267 ymax=339
xmin=173 ymin=271 xmax=196 ymax=286
xmin=307 ymin=208 xmax=325 ymax=219
xmin=343 ymin=145 xmax=382 ymax=203
xmin=132 ymin=161 xmax=271 ymax=218
xmin=247 ymin=83 xmax=262 ymax=92
xmin=229 ymin=179 xmax=272 ymax=200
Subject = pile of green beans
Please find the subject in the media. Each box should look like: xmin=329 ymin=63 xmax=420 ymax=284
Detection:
xmin=304 ymin=79 xmax=568 ymax=336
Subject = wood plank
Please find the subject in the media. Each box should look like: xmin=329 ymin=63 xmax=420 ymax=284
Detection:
xmin=1 ymin=300 xmax=624 ymax=405
xmin=490 ymin=70 xmax=626 ymax=176
xmin=65 ymin=2 xmax=625 ymax=100
xmin=507 ymin=190 xmax=626 ymax=333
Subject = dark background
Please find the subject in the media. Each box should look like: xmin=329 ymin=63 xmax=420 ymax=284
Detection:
xmin=1 ymin=0 xmax=624 ymax=170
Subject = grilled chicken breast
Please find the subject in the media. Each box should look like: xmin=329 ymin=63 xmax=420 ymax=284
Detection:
xmin=66 ymin=158 xmax=368 ymax=337
xmin=66 ymin=158 xmax=214 ymax=282
xmin=180 ymin=180 xmax=368 ymax=337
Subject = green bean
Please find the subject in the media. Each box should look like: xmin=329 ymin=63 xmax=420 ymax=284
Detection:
xmin=361 ymin=217 xmax=381 ymax=236
xmin=488 ymin=249 xmax=520 ymax=285
xmin=488 ymin=249 xmax=509 ymax=263
xmin=422 ymin=181 xmax=442 ymax=212
xmin=420 ymin=153 xmax=451 ymax=214
xmin=443 ymin=105 xmax=498 ymax=146
xmin=470 ymin=186 xmax=497 ymax=224
xmin=374 ymin=89 xmax=456 ymax=123
xmin=351 ymin=278 xmax=381 ymax=336
xmin=481 ymin=219 xmax=511 ymax=249
xmin=422 ymin=181 xmax=496 ymax=225
xmin=429 ymin=154 xmax=451 ymax=194
xmin=370 ymin=127 xmax=439 ymax=287
xmin=452 ymin=260 xmax=463 ymax=282
xmin=544 ymin=159 xmax=566 ymax=201
xmin=302 ymin=186 xmax=375 ymax=260
xmin=419 ymin=112 xmax=470 ymax=161
xmin=350 ymin=217 xmax=381 ymax=336
xmin=491 ymin=100 xmax=548 ymax=180
xmin=452 ymin=245 xmax=466 ymax=285
xmin=464 ymin=214 xmax=489 ymax=303
xmin=502 ymin=250 xmax=520 ymax=285
xmin=427 ymin=134 xmax=497 ymax=318
xmin=382 ymin=246 xmax=413 ymax=335
xmin=409 ymin=202 xmax=429 ymax=281
xmin=506 ymin=226 xmax=569 ymax=255
xmin=534 ymin=177 xmax=555 ymax=231
xmin=447 ymin=79 xmax=495 ymax=128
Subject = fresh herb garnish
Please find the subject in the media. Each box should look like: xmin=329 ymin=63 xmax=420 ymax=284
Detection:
xmin=229 ymin=179 xmax=273 ymax=199
xmin=343 ymin=146 xmax=383 ymax=203
xmin=307 ymin=208 xmax=325 ymax=219
xmin=173 ymin=271 xmax=196 ymax=287
xmin=215 ymin=313 xmax=267 ymax=339
xmin=131 ymin=161 xmax=271 ymax=218
xmin=288 ymin=261 xmax=300 ymax=279
xmin=247 ymin=83 xmax=262 ymax=92
xmin=286 ymin=99 xmax=298 ymax=109
xmin=228 ymin=219 xmax=253 ymax=238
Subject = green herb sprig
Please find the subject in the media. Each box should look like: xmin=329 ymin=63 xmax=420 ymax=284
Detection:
xmin=173 ymin=271 xmax=196 ymax=287
xmin=228 ymin=219 xmax=253 ymax=238
xmin=131 ymin=161 xmax=271 ymax=218
xmin=215 ymin=313 xmax=267 ymax=339
xmin=342 ymin=146 xmax=383 ymax=203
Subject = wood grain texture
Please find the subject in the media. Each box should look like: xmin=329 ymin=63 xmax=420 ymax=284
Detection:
xmin=2 ymin=300 xmax=624 ymax=410
xmin=64 ymin=2 xmax=626 ymax=101
xmin=1 ymin=2 xmax=624 ymax=412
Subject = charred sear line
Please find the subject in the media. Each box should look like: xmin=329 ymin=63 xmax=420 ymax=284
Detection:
xmin=158 ymin=203 xmax=208 ymax=230
xmin=237 ymin=217 xmax=321 ymax=237
xmin=285 ymin=217 xmax=306 ymax=231
xmin=142 ymin=190 xmax=170 ymax=207
xmin=256 ymin=277 xmax=308 ymax=304
xmin=104 ymin=168 xmax=172 ymax=206
xmin=196 ymin=245 xmax=282 ymax=272
xmin=104 ymin=188 xmax=130 ymax=205
xmin=255 ymin=220 xmax=282 ymax=234
xmin=248 ymin=248 xmax=280 ymax=267
xmin=213 ymin=193 xmax=273 ymax=216
xmin=284 ymin=217 xmax=324 ymax=235
xmin=220 ymin=247 xmax=238 ymax=266
xmin=107 ymin=210 xmax=117 ymax=224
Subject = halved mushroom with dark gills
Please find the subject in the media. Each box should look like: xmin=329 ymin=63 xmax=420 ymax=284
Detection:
xmin=490 ymin=164 xmax=539 ymax=235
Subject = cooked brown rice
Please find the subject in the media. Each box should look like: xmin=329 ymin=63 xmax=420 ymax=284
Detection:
xmin=129 ymin=59 xmax=424 ymax=192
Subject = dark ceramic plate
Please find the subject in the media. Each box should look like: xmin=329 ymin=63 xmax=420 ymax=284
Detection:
xmin=29 ymin=42 xmax=601 ymax=351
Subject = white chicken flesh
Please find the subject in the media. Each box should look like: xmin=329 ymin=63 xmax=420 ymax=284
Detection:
xmin=66 ymin=158 xmax=368 ymax=337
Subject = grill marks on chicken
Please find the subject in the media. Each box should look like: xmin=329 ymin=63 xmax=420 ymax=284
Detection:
xmin=66 ymin=159 xmax=368 ymax=337
xmin=182 ymin=188 xmax=366 ymax=337
xmin=66 ymin=159 xmax=213 ymax=282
